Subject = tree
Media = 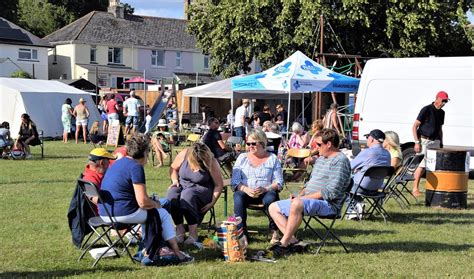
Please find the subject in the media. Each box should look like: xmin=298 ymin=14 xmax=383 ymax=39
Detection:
xmin=11 ymin=70 xmax=33 ymax=79
xmin=123 ymin=3 xmax=134 ymax=15
xmin=18 ymin=0 xmax=74 ymax=38
xmin=188 ymin=0 xmax=474 ymax=77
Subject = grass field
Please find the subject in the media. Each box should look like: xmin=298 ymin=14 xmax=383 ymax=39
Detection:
xmin=0 ymin=141 xmax=473 ymax=278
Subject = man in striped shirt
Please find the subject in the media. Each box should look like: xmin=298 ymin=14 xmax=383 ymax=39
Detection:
xmin=269 ymin=128 xmax=351 ymax=256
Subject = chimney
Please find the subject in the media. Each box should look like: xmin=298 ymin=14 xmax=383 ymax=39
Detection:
xmin=108 ymin=0 xmax=124 ymax=19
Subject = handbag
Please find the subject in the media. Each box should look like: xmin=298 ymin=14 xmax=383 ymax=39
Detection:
xmin=216 ymin=217 xmax=247 ymax=262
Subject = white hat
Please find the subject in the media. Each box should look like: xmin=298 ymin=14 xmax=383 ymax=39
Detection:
xmin=157 ymin=119 xmax=167 ymax=127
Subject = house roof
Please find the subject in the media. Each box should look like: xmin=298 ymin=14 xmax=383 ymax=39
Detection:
xmin=43 ymin=11 xmax=197 ymax=50
xmin=0 ymin=17 xmax=51 ymax=47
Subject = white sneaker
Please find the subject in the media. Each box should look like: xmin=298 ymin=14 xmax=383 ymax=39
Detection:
xmin=356 ymin=203 xmax=365 ymax=220
xmin=345 ymin=207 xmax=358 ymax=220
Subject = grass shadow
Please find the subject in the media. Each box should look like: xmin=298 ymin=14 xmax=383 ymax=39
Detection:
xmin=388 ymin=212 xmax=474 ymax=225
xmin=0 ymin=266 xmax=136 ymax=278
xmin=347 ymin=241 xmax=474 ymax=253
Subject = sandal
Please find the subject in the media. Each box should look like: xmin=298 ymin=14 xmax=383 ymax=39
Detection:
xmin=269 ymin=241 xmax=292 ymax=258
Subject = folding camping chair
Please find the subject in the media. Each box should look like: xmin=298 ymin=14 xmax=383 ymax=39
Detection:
xmin=301 ymin=179 xmax=354 ymax=254
xmin=282 ymin=148 xmax=311 ymax=184
xmin=225 ymin=136 xmax=243 ymax=150
xmin=76 ymin=179 xmax=140 ymax=267
xmin=384 ymin=154 xmax=424 ymax=208
xmin=342 ymin=166 xmax=395 ymax=223
xmin=202 ymin=179 xmax=231 ymax=231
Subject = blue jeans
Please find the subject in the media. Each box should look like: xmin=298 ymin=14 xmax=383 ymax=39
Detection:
xmin=233 ymin=190 xmax=279 ymax=231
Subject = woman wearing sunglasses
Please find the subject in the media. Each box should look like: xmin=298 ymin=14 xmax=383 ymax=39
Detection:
xmin=231 ymin=129 xmax=284 ymax=243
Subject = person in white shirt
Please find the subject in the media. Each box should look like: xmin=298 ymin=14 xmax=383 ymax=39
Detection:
xmin=145 ymin=109 xmax=152 ymax=134
xmin=233 ymin=99 xmax=250 ymax=140
xmin=123 ymin=89 xmax=140 ymax=134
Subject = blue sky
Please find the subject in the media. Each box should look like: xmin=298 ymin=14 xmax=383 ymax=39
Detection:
xmin=124 ymin=0 xmax=185 ymax=19
xmin=124 ymin=1 xmax=473 ymax=23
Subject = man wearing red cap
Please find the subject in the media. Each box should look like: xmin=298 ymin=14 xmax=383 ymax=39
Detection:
xmin=412 ymin=91 xmax=450 ymax=197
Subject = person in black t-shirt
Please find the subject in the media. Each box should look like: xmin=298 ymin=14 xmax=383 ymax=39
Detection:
xmin=411 ymin=91 xmax=449 ymax=197
xmin=275 ymin=104 xmax=288 ymax=132
xmin=257 ymin=105 xmax=272 ymax=127
xmin=203 ymin=117 xmax=227 ymax=159
xmin=202 ymin=118 xmax=235 ymax=174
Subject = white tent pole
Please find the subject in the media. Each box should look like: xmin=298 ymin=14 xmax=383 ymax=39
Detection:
xmin=286 ymin=89 xmax=291 ymax=140
xmin=180 ymin=83 xmax=185 ymax=132
xmin=230 ymin=97 xmax=234 ymax=133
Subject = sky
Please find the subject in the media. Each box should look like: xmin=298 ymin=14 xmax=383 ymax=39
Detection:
xmin=124 ymin=0 xmax=185 ymax=19
xmin=124 ymin=1 xmax=473 ymax=23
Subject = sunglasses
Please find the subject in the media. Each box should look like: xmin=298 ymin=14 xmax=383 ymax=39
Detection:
xmin=441 ymin=100 xmax=449 ymax=103
xmin=246 ymin=142 xmax=258 ymax=146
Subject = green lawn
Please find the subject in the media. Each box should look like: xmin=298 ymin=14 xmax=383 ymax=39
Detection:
xmin=0 ymin=141 xmax=473 ymax=278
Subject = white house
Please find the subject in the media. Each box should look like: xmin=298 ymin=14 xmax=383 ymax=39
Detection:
xmin=0 ymin=17 xmax=50 ymax=79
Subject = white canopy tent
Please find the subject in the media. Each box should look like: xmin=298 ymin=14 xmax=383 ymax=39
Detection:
xmin=181 ymin=75 xmax=301 ymax=129
xmin=0 ymin=78 xmax=101 ymax=137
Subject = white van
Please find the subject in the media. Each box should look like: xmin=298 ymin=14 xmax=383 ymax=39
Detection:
xmin=351 ymin=57 xmax=474 ymax=170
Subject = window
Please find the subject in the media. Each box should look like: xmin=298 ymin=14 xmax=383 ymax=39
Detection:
xmin=108 ymin=47 xmax=122 ymax=64
xmin=151 ymin=50 xmax=164 ymax=66
xmin=18 ymin=48 xmax=38 ymax=60
xmin=90 ymin=46 xmax=97 ymax=63
xmin=203 ymin=55 xmax=209 ymax=69
xmin=175 ymin=51 xmax=181 ymax=67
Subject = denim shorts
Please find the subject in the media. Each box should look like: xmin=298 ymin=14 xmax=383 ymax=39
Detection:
xmin=277 ymin=198 xmax=335 ymax=217
xmin=126 ymin=116 xmax=139 ymax=126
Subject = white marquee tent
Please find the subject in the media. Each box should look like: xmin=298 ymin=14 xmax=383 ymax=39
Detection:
xmin=0 ymin=78 xmax=101 ymax=138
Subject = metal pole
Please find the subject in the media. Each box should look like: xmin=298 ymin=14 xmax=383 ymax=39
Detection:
xmin=143 ymin=69 xmax=147 ymax=122
xmin=286 ymin=88 xmax=291 ymax=141
xmin=95 ymin=66 xmax=99 ymax=104
xmin=302 ymin=92 xmax=305 ymax=127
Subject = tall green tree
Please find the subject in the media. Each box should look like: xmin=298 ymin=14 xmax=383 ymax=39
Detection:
xmin=188 ymin=0 xmax=474 ymax=77
xmin=18 ymin=0 xmax=74 ymax=37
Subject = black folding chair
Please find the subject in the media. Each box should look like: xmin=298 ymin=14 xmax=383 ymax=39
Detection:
xmin=76 ymin=179 xmax=140 ymax=267
xmin=384 ymin=154 xmax=424 ymax=208
xmin=301 ymin=179 xmax=353 ymax=254
xmin=342 ymin=166 xmax=395 ymax=223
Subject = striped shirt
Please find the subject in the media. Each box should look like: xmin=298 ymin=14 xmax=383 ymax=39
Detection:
xmin=304 ymin=152 xmax=351 ymax=212
xmin=231 ymin=152 xmax=283 ymax=192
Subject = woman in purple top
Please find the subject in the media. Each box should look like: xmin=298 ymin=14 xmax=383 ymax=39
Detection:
xmin=167 ymin=142 xmax=224 ymax=245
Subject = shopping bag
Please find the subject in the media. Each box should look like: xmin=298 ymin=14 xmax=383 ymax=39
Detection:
xmin=216 ymin=217 xmax=247 ymax=262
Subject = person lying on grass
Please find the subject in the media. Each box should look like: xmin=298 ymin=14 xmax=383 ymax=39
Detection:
xmin=269 ymin=128 xmax=351 ymax=257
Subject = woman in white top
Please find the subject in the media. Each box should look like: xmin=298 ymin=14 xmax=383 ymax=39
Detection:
xmin=61 ymin=98 xmax=74 ymax=143
xmin=231 ymin=129 xmax=283 ymax=243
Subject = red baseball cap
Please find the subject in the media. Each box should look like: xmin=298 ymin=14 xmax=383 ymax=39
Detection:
xmin=436 ymin=91 xmax=450 ymax=101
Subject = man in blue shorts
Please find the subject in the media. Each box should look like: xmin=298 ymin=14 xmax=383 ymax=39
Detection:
xmin=269 ymin=128 xmax=351 ymax=256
